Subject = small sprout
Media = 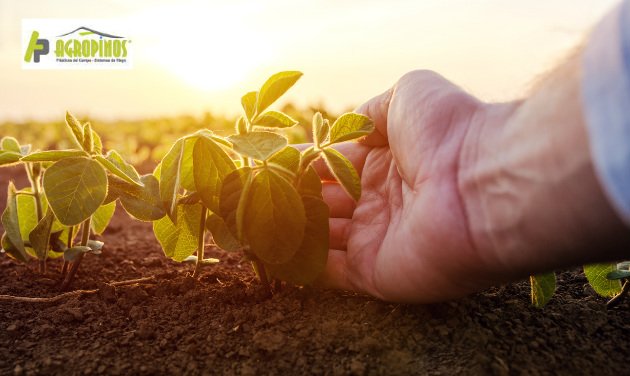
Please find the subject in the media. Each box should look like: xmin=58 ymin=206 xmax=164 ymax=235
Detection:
xmin=529 ymin=273 xmax=556 ymax=308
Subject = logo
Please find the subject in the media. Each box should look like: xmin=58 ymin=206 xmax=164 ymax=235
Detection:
xmin=24 ymin=31 xmax=49 ymax=63
xmin=22 ymin=19 xmax=133 ymax=70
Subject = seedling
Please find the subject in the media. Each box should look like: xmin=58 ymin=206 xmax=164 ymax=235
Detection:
xmin=0 ymin=113 xmax=165 ymax=289
xmin=152 ymin=71 xmax=373 ymax=292
xmin=529 ymin=261 xmax=630 ymax=308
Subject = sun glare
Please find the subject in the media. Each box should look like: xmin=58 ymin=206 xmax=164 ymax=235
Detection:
xmin=134 ymin=4 xmax=271 ymax=92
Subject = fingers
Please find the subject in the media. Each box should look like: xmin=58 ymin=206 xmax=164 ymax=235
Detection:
xmin=329 ymin=218 xmax=351 ymax=250
xmin=314 ymin=249 xmax=356 ymax=291
xmin=355 ymin=87 xmax=393 ymax=146
xmin=322 ymin=182 xmax=355 ymax=218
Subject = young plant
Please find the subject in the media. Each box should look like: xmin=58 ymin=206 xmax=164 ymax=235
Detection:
xmin=0 ymin=112 xmax=165 ymax=289
xmin=152 ymin=71 xmax=373 ymax=291
xmin=529 ymin=261 xmax=630 ymax=308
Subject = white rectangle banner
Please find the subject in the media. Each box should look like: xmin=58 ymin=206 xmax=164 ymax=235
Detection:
xmin=22 ymin=19 xmax=133 ymax=70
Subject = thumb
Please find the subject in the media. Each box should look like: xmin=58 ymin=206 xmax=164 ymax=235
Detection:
xmin=355 ymin=87 xmax=393 ymax=146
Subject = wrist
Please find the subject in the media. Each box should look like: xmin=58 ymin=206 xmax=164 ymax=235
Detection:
xmin=457 ymin=101 xmax=523 ymax=280
xmin=459 ymin=58 xmax=630 ymax=281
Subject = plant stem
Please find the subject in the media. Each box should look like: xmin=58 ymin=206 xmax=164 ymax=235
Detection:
xmin=61 ymin=218 xmax=91 ymax=290
xmin=67 ymin=226 xmax=75 ymax=248
xmin=26 ymin=162 xmax=47 ymax=273
xmin=273 ymin=278 xmax=282 ymax=292
xmin=294 ymin=148 xmax=322 ymax=188
xmin=25 ymin=163 xmax=43 ymax=221
xmin=60 ymin=226 xmax=75 ymax=278
xmin=254 ymin=259 xmax=271 ymax=297
xmin=60 ymin=262 xmax=69 ymax=278
xmin=193 ymin=207 xmax=207 ymax=278
xmin=607 ymin=280 xmax=630 ymax=309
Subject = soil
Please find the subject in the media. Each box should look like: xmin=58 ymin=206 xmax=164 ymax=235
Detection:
xmin=1 ymin=167 xmax=629 ymax=376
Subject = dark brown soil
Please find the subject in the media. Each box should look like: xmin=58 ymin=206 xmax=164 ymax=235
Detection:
xmin=1 ymin=167 xmax=629 ymax=376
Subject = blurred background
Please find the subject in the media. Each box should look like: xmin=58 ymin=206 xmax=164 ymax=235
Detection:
xmin=0 ymin=0 xmax=620 ymax=165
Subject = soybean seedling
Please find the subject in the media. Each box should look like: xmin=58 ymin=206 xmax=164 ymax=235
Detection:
xmin=529 ymin=261 xmax=630 ymax=308
xmin=1 ymin=112 xmax=165 ymax=289
xmin=152 ymin=71 xmax=373 ymax=292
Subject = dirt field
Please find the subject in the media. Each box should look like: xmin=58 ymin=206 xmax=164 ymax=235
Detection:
xmin=1 ymin=167 xmax=629 ymax=376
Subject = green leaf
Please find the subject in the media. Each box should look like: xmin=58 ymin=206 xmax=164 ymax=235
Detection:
xmin=328 ymin=113 xmax=374 ymax=144
xmin=178 ymin=192 xmax=200 ymax=205
xmin=312 ymin=112 xmax=329 ymax=147
xmin=21 ymin=149 xmax=88 ymax=162
xmin=1 ymin=233 xmax=24 ymax=261
xmin=109 ymin=174 xmax=166 ymax=221
xmin=159 ymin=139 xmax=185 ymax=221
xmin=92 ymin=130 xmax=103 ymax=154
xmin=529 ymin=272 xmax=556 ymax=308
xmin=206 ymin=211 xmax=241 ymax=252
xmin=241 ymin=91 xmax=258 ymax=121
xmin=1 ymin=182 xmax=28 ymax=262
xmin=1 ymin=137 xmax=21 ymax=153
xmin=95 ymin=150 xmax=142 ymax=187
xmin=152 ymin=203 xmax=202 ymax=262
xmin=82 ymin=122 xmax=94 ymax=153
xmin=65 ymin=111 xmax=85 ymax=149
xmin=268 ymin=146 xmax=300 ymax=175
xmin=63 ymin=246 xmax=92 ymax=262
xmin=228 ymin=131 xmax=287 ymax=161
xmin=244 ymin=169 xmax=306 ymax=264
xmin=235 ymin=116 xmax=247 ymax=135
xmin=584 ymin=263 xmax=623 ymax=297
xmin=219 ymin=167 xmax=252 ymax=237
xmin=268 ymin=196 xmax=329 ymax=285
xmin=43 ymin=157 xmax=108 ymax=226
xmin=180 ymin=138 xmax=196 ymax=191
xmin=257 ymin=71 xmax=303 ymax=113
xmin=91 ymin=201 xmax=116 ymax=235
xmin=193 ymin=136 xmax=236 ymax=214
xmin=16 ymin=192 xmax=38 ymax=240
xmin=298 ymin=165 xmax=323 ymax=198
xmin=322 ymin=148 xmax=361 ymax=201
xmin=105 ymin=150 xmax=141 ymax=183
xmin=153 ymin=162 xmax=162 ymax=180
xmin=0 ymin=151 xmax=22 ymax=167
xmin=17 ymin=189 xmax=59 ymax=240
xmin=48 ymin=230 xmax=66 ymax=253
xmin=28 ymin=208 xmax=55 ymax=260
xmin=253 ymin=111 xmax=298 ymax=129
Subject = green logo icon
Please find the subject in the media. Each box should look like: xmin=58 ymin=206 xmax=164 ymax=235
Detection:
xmin=24 ymin=31 xmax=49 ymax=63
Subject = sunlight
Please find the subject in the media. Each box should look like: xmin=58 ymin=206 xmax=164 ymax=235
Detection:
xmin=134 ymin=3 xmax=272 ymax=92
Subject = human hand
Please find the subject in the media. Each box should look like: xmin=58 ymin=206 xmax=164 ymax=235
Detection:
xmin=315 ymin=63 xmax=630 ymax=303
xmin=313 ymin=70 xmax=514 ymax=302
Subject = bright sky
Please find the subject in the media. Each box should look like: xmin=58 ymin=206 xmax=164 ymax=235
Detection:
xmin=0 ymin=0 xmax=620 ymax=121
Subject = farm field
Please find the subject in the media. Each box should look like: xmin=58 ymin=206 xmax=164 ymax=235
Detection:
xmin=1 ymin=107 xmax=629 ymax=375
xmin=2 ymin=1 xmax=629 ymax=373
xmin=1 ymin=178 xmax=630 ymax=374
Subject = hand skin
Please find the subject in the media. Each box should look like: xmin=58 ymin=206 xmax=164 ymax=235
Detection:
xmin=313 ymin=53 xmax=630 ymax=303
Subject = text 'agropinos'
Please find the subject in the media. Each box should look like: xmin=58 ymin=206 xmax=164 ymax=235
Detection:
xmin=55 ymin=39 xmax=128 ymax=59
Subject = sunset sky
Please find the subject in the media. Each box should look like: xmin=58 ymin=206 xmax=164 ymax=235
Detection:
xmin=0 ymin=0 xmax=620 ymax=121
